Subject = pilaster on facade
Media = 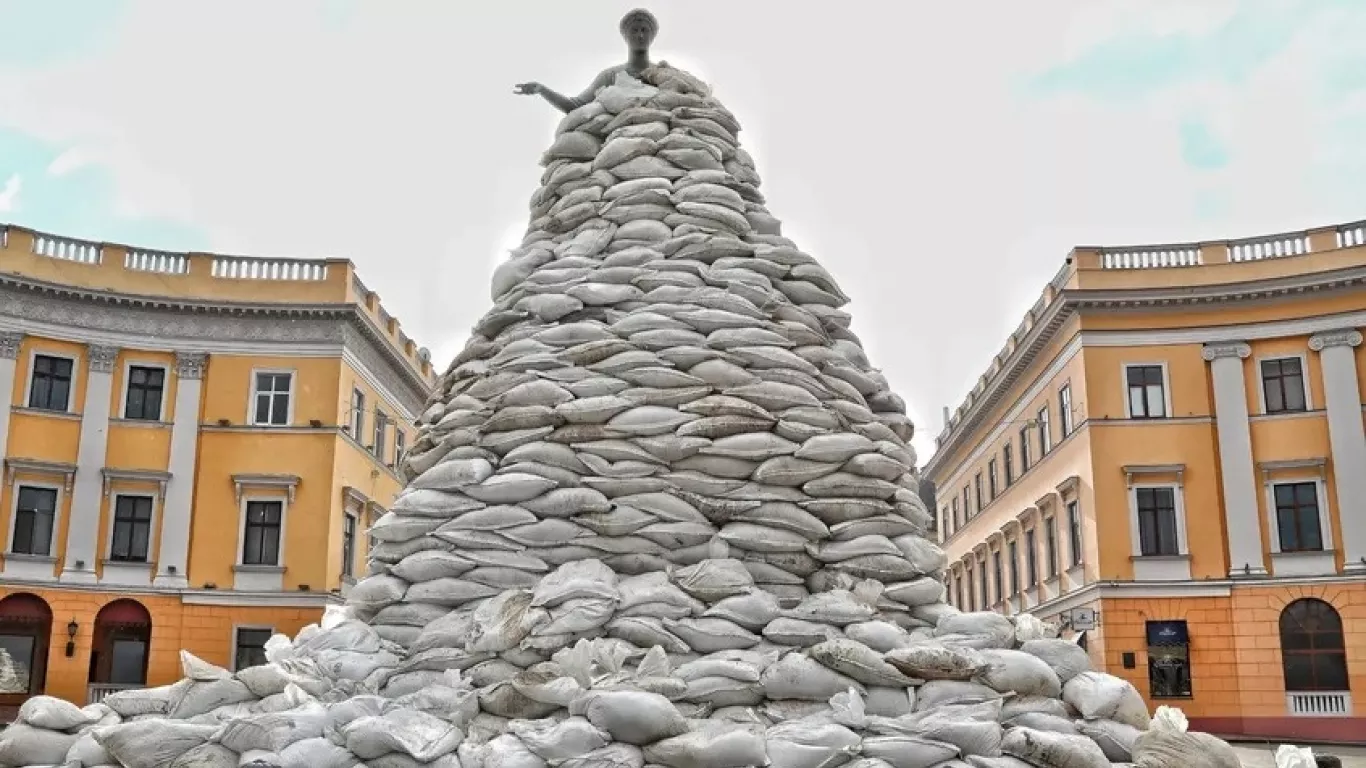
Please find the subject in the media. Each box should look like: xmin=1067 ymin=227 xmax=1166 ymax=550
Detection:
xmin=1309 ymin=329 xmax=1366 ymax=573
xmin=0 ymin=331 xmax=23 ymax=474
xmin=155 ymin=352 xmax=207 ymax=588
xmin=60 ymin=344 xmax=120 ymax=584
xmin=1202 ymin=340 xmax=1266 ymax=577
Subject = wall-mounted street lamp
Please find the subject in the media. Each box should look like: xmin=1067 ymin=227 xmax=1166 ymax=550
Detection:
xmin=65 ymin=619 xmax=78 ymax=657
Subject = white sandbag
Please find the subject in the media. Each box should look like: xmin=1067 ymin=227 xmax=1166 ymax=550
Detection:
xmin=864 ymin=686 xmax=914 ymax=717
xmin=786 ymin=589 xmax=876 ymax=626
xmin=93 ymin=721 xmax=220 ymax=768
xmin=532 ymin=559 xmax=619 ymax=607
xmin=762 ymin=617 xmax=840 ymax=647
xmin=1001 ymin=727 xmax=1110 ymax=768
xmin=1019 ymin=639 xmax=1092 ymax=683
xmin=1076 ymin=718 xmax=1142 ymax=762
xmin=859 ymin=735 xmax=959 ymax=768
xmin=342 ymin=710 xmax=463 ymax=762
xmin=464 ymin=473 xmax=558 ymax=504
xmin=809 ymin=638 xmax=919 ymax=687
xmin=761 ymin=652 xmax=866 ymax=701
xmin=913 ymin=680 xmax=1001 ymax=710
xmin=169 ymin=679 xmax=256 ymax=719
xmin=66 ymin=731 xmax=114 ymax=767
xmin=471 ymin=733 xmax=546 ymax=768
xmin=508 ymin=716 xmax=609 ymax=763
xmin=558 ymin=743 xmax=646 ymax=768
xmin=765 ymin=719 xmax=862 ymax=768
xmin=934 ymin=612 xmax=1014 ymax=648
xmin=1273 ymin=745 xmax=1317 ymax=768
xmin=1000 ymin=696 xmax=1070 ymax=720
xmin=411 ymin=458 xmax=495 ymax=491
xmin=702 ymin=590 xmax=781 ymax=631
xmin=18 ymin=694 xmax=97 ymax=730
xmin=844 ymin=620 xmax=910 ymax=653
xmin=1131 ymin=729 xmax=1240 ymax=768
xmin=642 ymin=722 xmax=768 ymax=768
xmin=237 ymin=665 xmax=291 ymax=699
xmin=795 ymin=434 xmax=876 ymax=463
xmin=1062 ymin=672 xmax=1151 ymax=730
xmin=0 ymin=723 xmax=80 ymax=766
xmin=216 ymin=705 xmax=328 ymax=753
xmin=170 ymin=742 xmax=240 ymax=768
xmin=577 ymin=690 xmax=688 ymax=745
xmin=974 ymin=649 xmax=1063 ymax=697
xmin=663 ymin=617 xmax=761 ymax=652
xmin=277 ymin=738 xmax=359 ymax=768
xmin=672 ymin=559 xmax=754 ymax=601
xmin=884 ymin=578 xmax=947 ymax=608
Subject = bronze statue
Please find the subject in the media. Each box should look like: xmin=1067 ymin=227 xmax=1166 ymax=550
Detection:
xmin=515 ymin=9 xmax=658 ymax=114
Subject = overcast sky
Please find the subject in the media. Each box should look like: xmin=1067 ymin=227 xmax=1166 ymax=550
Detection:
xmin=2 ymin=1 xmax=1365 ymax=464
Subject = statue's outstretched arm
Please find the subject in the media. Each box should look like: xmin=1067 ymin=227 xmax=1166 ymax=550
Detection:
xmin=516 ymin=69 xmax=614 ymax=114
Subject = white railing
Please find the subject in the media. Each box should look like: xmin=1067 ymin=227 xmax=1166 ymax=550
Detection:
xmin=1101 ymin=247 xmax=1201 ymax=269
xmin=210 ymin=257 xmax=328 ymax=281
xmin=1286 ymin=691 xmax=1351 ymax=716
xmin=125 ymin=249 xmax=189 ymax=275
xmin=87 ymin=683 xmax=143 ymax=705
xmin=1229 ymin=234 xmax=1310 ymax=262
xmin=1339 ymin=222 xmax=1366 ymax=249
xmin=32 ymin=234 xmax=102 ymax=265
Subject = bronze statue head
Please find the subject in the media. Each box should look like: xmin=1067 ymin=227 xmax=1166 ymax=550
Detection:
xmin=619 ymin=9 xmax=658 ymax=53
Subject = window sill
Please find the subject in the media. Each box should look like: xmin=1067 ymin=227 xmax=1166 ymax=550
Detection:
xmin=1250 ymin=409 xmax=1321 ymax=423
xmin=1271 ymin=549 xmax=1337 ymax=577
xmin=10 ymin=406 xmax=81 ymax=421
xmin=233 ymin=564 xmax=286 ymax=573
xmin=110 ymin=418 xmax=172 ymax=429
xmin=5 ymin=553 xmax=56 ymax=563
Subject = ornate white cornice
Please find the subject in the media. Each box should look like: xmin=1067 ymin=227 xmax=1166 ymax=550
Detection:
xmin=232 ymin=473 xmax=301 ymax=503
xmin=1309 ymin=329 xmax=1363 ymax=351
xmin=101 ymin=467 xmax=172 ymax=498
xmin=175 ymin=352 xmax=207 ymax=380
xmin=5 ymin=458 xmax=77 ymax=491
xmin=0 ymin=331 xmax=21 ymax=360
xmin=1201 ymin=341 xmax=1251 ymax=361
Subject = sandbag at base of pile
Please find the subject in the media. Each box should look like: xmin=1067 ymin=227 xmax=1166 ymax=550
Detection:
xmin=0 ymin=52 xmax=1242 ymax=768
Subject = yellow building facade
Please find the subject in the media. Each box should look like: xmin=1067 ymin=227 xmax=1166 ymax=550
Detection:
xmin=0 ymin=224 xmax=435 ymax=712
xmin=925 ymin=220 xmax=1366 ymax=742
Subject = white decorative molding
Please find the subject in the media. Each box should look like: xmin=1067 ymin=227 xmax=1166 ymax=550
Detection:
xmin=87 ymin=344 xmax=120 ymax=373
xmin=175 ymin=352 xmax=207 ymax=380
xmin=4 ymin=458 xmax=77 ymax=491
xmin=1123 ymin=464 xmax=1186 ymax=488
xmin=101 ymin=467 xmax=172 ymax=499
xmin=1202 ymin=341 xmax=1251 ymax=361
xmin=232 ymin=473 xmax=301 ymax=503
xmin=1055 ymin=476 xmax=1080 ymax=497
xmin=1309 ymin=329 xmax=1363 ymax=351
xmin=0 ymin=331 xmax=21 ymax=359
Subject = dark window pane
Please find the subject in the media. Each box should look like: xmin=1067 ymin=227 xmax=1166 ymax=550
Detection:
xmin=0 ymin=635 xmax=35 ymax=694
xmin=109 ymin=639 xmax=147 ymax=685
xmin=235 ymin=628 xmax=272 ymax=670
xmin=1280 ymin=599 xmax=1350 ymax=691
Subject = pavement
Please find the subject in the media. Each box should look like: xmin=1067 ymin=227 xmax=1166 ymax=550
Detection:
xmin=1233 ymin=743 xmax=1366 ymax=767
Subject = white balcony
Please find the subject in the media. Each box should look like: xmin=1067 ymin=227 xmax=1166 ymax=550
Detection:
xmin=1286 ymin=691 xmax=1351 ymax=717
xmin=87 ymin=683 xmax=142 ymax=705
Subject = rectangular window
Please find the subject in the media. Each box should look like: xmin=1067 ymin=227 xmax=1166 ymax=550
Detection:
xmin=1136 ymin=487 xmax=1180 ymax=556
xmin=242 ymin=500 xmax=283 ymax=565
xmin=1025 ymin=528 xmax=1038 ymax=585
xmin=1274 ymin=482 xmax=1323 ymax=552
xmin=1008 ymin=540 xmax=1020 ymax=595
xmin=951 ymin=498 xmax=961 ymax=533
xmin=234 ymin=628 xmax=272 ymax=671
xmin=395 ymin=430 xmax=407 ymax=467
xmin=974 ymin=473 xmax=983 ymax=514
xmin=1146 ymin=621 xmax=1192 ymax=698
xmin=1003 ymin=444 xmax=1014 ymax=487
xmin=12 ymin=487 xmax=57 ymax=556
xmin=978 ymin=561 xmax=988 ymax=610
xmin=1067 ymin=500 xmax=1083 ymax=567
xmin=956 ymin=575 xmax=966 ymax=609
xmin=110 ymin=496 xmax=154 ymax=562
xmin=28 ymin=354 xmax=73 ymax=412
xmin=123 ymin=366 xmax=165 ymax=421
xmin=1037 ymin=406 xmax=1052 ymax=456
xmin=1045 ymin=516 xmax=1059 ymax=578
xmin=988 ymin=460 xmax=999 ymax=500
xmin=342 ymin=513 xmax=357 ymax=578
xmin=965 ymin=568 xmax=975 ymax=611
xmin=373 ymin=411 xmax=389 ymax=460
xmin=992 ymin=550 xmax=1003 ymax=605
xmin=1261 ymin=358 xmax=1307 ymax=414
xmin=350 ymin=388 xmax=366 ymax=437
xmin=252 ymin=372 xmax=292 ymax=426
xmin=1059 ymin=384 xmax=1074 ymax=436
xmin=1019 ymin=427 xmax=1032 ymax=472
xmin=962 ymin=486 xmax=971 ymax=520
xmin=1126 ymin=364 xmax=1168 ymax=419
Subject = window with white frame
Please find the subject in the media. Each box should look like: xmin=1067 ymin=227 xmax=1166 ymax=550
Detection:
xmin=342 ymin=513 xmax=357 ymax=579
xmin=1019 ymin=426 xmax=1031 ymax=471
xmin=242 ymin=500 xmax=284 ymax=565
xmin=988 ymin=459 xmax=999 ymax=500
xmin=350 ymin=388 xmax=366 ymax=437
xmin=373 ymin=411 xmax=389 ymax=460
xmin=395 ymin=429 xmax=407 ymax=467
xmin=28 ymin=355 xmax=73 ymax=412
xmin=974 ymin=473 xmax=983 ymax=514
xmin=977 ymin=560 xmax=988 ymax=609
xmin=1135 ymin=487 xmax=1180 ymax=556
xmin=1003 ymin=444 xmax=1014 ymax=487
xmin=1067 ymin=500 xmax=1083 ymax=567
xmin=1044 ymin=516 xmax=1059 ymax=578
xmin=951 ymin=498 xmax=961 ymax=533
xmin=1126 ymin=365 xmax=1168 ymax=419
xmin=1261 ymin=358 xmax=1307 ymax=414
xmin=965 ymin=568 xmax=975 ymax=610
xmin=123 ymin=365 xmax=165 ymax=421
xmin=12 ymin=486 xmax=57 ymax=556
xmin=1037 ymin=406 xmax=1051 ymax=456
xmin=1007 ymin=539 xmax=1020 ymax=594
xmin=991 ymin=550 xmax=1003 ymax=605
xmin=1025 ymin=528 xmax=1038 ymax=585
xmin=234 ymin=628 xmax=272 ymax=671
xmin=1059 ymin=384 xmax=1074 ymax=436
xmin=251 ymin=372 xmax=293 ymax=426
xmin=1273 ymin=482 xmax=1323 ymax=552
xmin=961 ymin=486 xmax=971 ymax=520
xmin=110 ymin=495 xmax=154 ymax=562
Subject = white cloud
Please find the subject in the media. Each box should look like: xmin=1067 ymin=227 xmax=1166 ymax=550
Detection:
xmin=46 ymin=146 xmax=95 ymax=177
xmin=0 ymin=2 xmax=1362 ymax=465
xmin=0 ymin=174 xmax=20 ymax=212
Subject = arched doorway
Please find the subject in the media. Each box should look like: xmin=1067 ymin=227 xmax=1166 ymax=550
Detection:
xmin=0 ymin=593 xmax=52 ymax=707
xmin=1279 ymin=598 xmax=1350 ymax=715
xmin=88 ymin=599 xmax=151 ymax=696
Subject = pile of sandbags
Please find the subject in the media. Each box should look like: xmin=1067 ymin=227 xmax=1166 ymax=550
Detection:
xmin=0 ymin=61 xmax=1242 ymax=768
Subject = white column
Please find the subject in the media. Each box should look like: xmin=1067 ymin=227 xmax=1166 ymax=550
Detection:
xmin=61 ymin=344 xmax=119 ymax=583
xmin=1202 ymin=341 xmax=1266 ymax=576
xmin=0 ymin=333 xmax=21 ymax=456
xmin=154 ymin=352 xmax=206 ymax=588
xmin=1310 ymin=329 xmax=1366 ymax=573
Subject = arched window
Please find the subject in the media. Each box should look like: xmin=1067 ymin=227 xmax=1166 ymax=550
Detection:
xmin=1279 ymin=598 xmax=1349 ymax=692
xmin=0 ymin=593 xmax=53 ymax=700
